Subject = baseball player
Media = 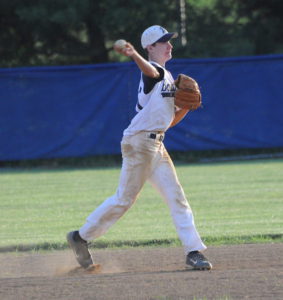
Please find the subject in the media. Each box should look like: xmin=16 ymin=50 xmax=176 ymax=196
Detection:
xmin=67 ymin=25 xmax=212 ymax=271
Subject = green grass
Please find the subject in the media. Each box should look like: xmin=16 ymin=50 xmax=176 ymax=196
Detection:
xmin=0 ymin=159 xmax=282 ymax=251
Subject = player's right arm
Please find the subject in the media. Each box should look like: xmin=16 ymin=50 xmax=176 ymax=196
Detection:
xmin=115 ymin=42 xmax=160 ymax=79
xmin=131 ymin=50 xmax=160 ymax=78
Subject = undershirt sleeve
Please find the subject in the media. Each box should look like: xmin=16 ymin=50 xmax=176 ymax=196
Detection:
xmin=142 ymin=64 xmax=165 ymax=94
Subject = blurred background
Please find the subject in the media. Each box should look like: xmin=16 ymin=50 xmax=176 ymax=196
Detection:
xmin=0 ymin=0 xmax=283 ymax=166
xmin=1 ymin=0 xmax=283 ymax=67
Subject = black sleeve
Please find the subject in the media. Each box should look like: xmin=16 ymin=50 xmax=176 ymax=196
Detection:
xmin=142 ymin=64 xmax=165 ymax=94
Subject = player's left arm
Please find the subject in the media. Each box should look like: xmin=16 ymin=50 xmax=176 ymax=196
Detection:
xmin=170 ymin=108 xmax=189 ymax=127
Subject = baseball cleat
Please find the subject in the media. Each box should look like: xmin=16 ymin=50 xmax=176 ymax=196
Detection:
xmin=67 ymin=231 xmax=93 ymax=269
xmin=186 ymin=251 xmax=212 ymax=270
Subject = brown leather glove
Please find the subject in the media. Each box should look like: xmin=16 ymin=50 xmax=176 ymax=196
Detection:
xmin=174 ymin=74 xmax=202 ymax=110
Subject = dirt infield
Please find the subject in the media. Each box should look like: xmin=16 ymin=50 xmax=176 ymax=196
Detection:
xmin=0 ymin=243 xmax=282 ymax=300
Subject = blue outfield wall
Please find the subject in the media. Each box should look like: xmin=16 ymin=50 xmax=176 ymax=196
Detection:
xmin=0 ymin=54 xmax=283 ymax=161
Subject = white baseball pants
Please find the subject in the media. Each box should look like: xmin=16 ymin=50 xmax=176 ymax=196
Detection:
xmin=79 ymin=131 xmax=206 ymax=254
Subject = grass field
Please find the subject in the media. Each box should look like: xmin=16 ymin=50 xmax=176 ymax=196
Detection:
xmin=0 ymin=158 xmax=282 ymax=251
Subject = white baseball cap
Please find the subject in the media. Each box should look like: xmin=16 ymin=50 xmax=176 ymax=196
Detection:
xmin=141 ymin=25 xmax=178 ymax=49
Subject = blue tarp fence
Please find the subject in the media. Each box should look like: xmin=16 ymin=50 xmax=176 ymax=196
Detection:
xmin=0 ymin=54 xmax=283 ymax=161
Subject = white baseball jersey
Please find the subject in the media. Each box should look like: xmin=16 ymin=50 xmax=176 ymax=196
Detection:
xmin=123 ymin=62 xmax=176 ymax=136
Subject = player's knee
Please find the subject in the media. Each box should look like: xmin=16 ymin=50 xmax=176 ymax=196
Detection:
xmin=117 ymin=195 xmax=137 ymax=210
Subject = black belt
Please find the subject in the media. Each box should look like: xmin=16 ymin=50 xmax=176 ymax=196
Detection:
xmin=149 ymin=133 xmax=164 ymax=141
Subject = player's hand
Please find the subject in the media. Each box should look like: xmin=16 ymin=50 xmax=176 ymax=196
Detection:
xmin=114 ymin=42 xmax=136 ymax=57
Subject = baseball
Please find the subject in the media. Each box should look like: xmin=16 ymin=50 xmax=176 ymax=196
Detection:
xmin=114 ymin=39 xmax=127 ymax=50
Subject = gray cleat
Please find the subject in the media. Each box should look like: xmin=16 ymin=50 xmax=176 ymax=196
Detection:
xmin=67 ymin=231 xmax=93 ymax=269
xmin=186 ymin=251 xmax=212 ymax=270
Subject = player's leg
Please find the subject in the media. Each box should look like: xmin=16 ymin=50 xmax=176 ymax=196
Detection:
xmin=67 ymin=133 xmax=161 ymax=268
xmin=79 ymin=133 xmax=161 ymax=240
xmin=79 ymin=149 xmax=148 ymax=240
xmin=148 ymin=145 xmax=212 ymax=270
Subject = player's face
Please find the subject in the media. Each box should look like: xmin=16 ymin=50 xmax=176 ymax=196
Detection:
xmin=155 ymin=41 xmax=173 ymax=61
xmin=149 ymin=41 xmax=173 ymax=64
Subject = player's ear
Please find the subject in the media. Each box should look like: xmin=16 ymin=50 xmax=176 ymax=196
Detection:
xmin=147 ymin=45 xmax=155 ymax=53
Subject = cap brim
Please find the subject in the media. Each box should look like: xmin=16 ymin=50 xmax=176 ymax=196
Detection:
xmin=155 ymin=32 xmax=178 ymax=43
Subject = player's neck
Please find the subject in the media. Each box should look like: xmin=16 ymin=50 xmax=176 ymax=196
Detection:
xmin=148 ymin=55 xmax=166 ymax=67
xmin=148 ymin=57 xmax=166 ymax=68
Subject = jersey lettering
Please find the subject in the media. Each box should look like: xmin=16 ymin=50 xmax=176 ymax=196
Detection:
xmin=161 ymin=81 xmax=176 ymax=98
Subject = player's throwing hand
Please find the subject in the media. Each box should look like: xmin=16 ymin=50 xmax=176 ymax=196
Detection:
xmin=113 ymin=40 xmax=135 ymax=57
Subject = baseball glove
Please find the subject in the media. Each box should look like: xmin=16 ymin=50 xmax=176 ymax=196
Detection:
xmin=174 ymin=74 xmax=202 ymax=110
